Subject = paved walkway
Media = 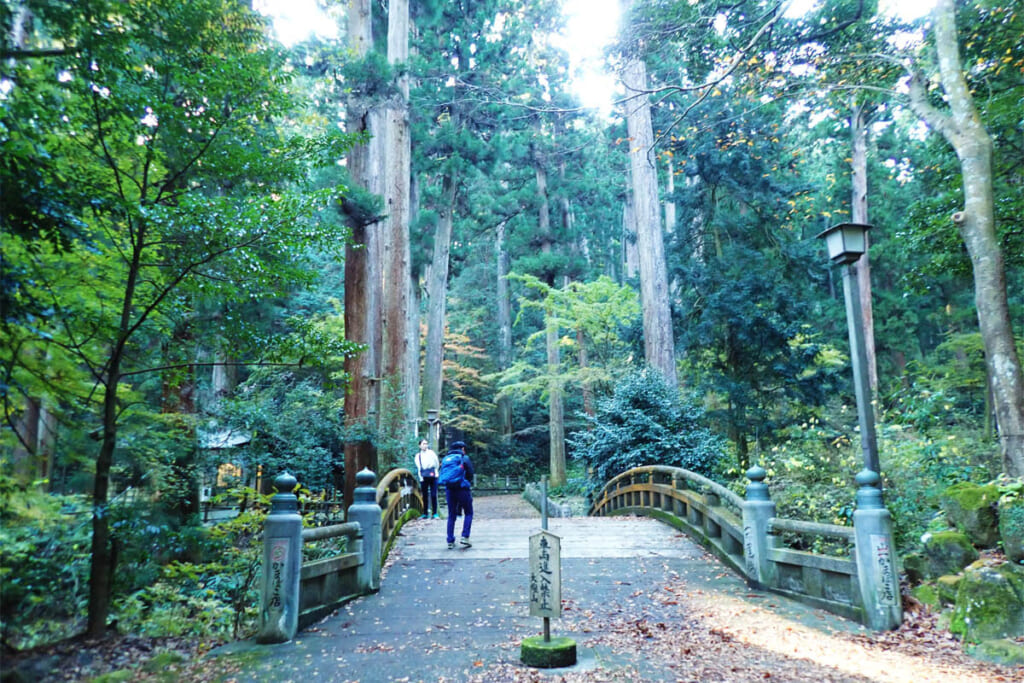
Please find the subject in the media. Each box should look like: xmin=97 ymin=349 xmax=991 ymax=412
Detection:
xmin=213 ymin=495 xmax=880 ymax=683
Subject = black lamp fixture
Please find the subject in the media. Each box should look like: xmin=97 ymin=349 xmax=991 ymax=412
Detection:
xmin=816 ymin=222 xmax=872 ymax=264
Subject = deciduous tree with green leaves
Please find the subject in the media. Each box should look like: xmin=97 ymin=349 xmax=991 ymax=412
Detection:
xmin=0 ymin=0 xmax=356 ymax=637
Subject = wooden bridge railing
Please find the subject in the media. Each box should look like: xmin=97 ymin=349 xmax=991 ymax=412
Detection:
xmin=589 ymin=465 xmax=901 ymax=630
xmin=376 ymin=468 xmax=423 ymax=556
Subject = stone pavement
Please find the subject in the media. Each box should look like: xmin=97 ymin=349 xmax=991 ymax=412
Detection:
xmin=214 ymin=495 xmax=866 ymax=682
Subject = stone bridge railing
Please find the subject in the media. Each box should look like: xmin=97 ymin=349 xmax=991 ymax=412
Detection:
xmin=257 ymin=467 xmax=424 ymax=644
xmin=590 ymin=465 xmax=901 ymax=630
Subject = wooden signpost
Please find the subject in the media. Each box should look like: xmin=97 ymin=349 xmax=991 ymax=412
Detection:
xmin=521 ymin=477 xmax=576 ymax=668
xmin=529 ymin=530 xmax=561 ymax=630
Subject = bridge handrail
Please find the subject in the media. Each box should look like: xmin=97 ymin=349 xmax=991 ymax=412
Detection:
xmin=767 ymin=517 xmax=855 ymax=541
xmin=377 ymin=468 xmax=423 ymax=555
xmin=597 ymin=464 xmax=744 ymax=514
xmin=302 ymin=522 xmax=361 ymax=543
xmin=589 ymin=464 xmax=901 ymax=631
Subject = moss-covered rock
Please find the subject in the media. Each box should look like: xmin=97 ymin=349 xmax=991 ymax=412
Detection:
xmin=969 ymin=638 xmax=1024 ymax=666
xmin=920 ymin=530 xmax=979 ymax=578
xmin=998 ymin=494 xmax=1024 ymax=563
xmin=911 ymin=582 xmax=940 ymax=609
xmin=902 ymin=553 xmax=926 ymax=585
xmin=935 ymin=574 xmax=961 ymax=605
xmin=949 ymin=562 xmax=1024 ymax=642
xmin=941 ymin=482 xmax=1001 ymax=548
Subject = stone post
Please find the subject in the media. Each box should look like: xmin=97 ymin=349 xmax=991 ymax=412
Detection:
xmin=742 ymin=465 xmax=776 ymax=588
xmin=852 ymin=469 xmax=902 ymax=630
xmin=347 ymin=468 xmax=382 ymax=592
xmin=257 ymin=472 xmax=303 ymax=644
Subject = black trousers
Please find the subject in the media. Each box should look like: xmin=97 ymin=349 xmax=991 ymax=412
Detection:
xmin=420 ymin=476 xmax=438 ymax=515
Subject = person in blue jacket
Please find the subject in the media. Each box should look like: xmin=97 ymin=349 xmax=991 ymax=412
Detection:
xmin=439 ymin=441 xmax=474 ymax=548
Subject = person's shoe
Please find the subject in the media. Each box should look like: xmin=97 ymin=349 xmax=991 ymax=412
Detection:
xmin=421 ymin=514 xmax=429 ymax=519
xmin=432 ymin=514 xmax=440 ymax=519
xmin=459 ymin=538 xmax=472 ymax=548
xmin=447 ymin=541 xmax=455 ymax=549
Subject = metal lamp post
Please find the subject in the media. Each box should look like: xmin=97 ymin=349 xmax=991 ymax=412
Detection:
xmin=817 ymin=223 xmax=881 ymax=482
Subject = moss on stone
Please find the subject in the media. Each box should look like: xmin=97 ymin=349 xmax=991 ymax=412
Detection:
xmin=942 ymin=482 xmax=1000 ymax=548
xmin=921 ymin=530 xmax=979 ymax=578
xmin=911 ymin=583 xmax=940 ymax=608
xmin=969 ymin=638 xmax=1024 ymax=666
xmin=997 ymin=495 xmax=1024 ymax=563
xmin=520 ymin=635 xmax=577 ymax=668
xmin=944 ymin=482 xmax=1000 ymax=510
xmin=950 ymin=563 xmax=1024 ymax=642
xmin=902 ymin=553 xmax=926 ymax=585
xmin=935 ymin=574 xmax=961 ymax=605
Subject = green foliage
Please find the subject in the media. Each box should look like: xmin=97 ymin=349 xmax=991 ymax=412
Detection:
xmin=568 ymin=368 xmax=725 ymax=483
xmin=546 ymin=462 xmax=592 ymax=499
xmin=889 ymin=334 xmax=989 ymax=429
xmin=340 ymin=51 xmax=396 ymax=98
xmin=882 ymin=426 xmax=999 ymax=549
xmin=111 ymin=486 xmax=271 ymax=640
xmin=676 ymin=243 xmax=845 ymax=464
xmin=338 ymin=179 xmax=386 ymax=228
xmin=751 ymin=415 xmax=860 ymax=535
xmin=220 ymin=368 xmax=346 ymax=491
xmin=997 ymin=476 xmax=1024 ymax=504
xmin=0 ymin=485 xmax=91 ymax=648
xmin=495 ymin=274 xmax=641 ymax=403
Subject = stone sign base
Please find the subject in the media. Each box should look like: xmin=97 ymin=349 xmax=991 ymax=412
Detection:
xmin=520 ymin=635 xmax=577 ymax=668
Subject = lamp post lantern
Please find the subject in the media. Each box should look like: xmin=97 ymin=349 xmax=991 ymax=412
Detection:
xmin=425 ymin=408 xmax=440 ymax=451
xmin=817 ymin=223 xmax=881 ymax=482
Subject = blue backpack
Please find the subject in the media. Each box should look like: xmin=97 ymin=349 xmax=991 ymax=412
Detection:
xmin=437 ymin=452 xmax=466 ymax=487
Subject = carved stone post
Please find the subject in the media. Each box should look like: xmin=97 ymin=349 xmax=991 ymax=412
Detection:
xmin=257 ymin=472 xmax=303 ymax=644
xmin=742 ymin=465 xmax=776 ymax=588
xmin=347 ymin=468 xmax=382 ymax=592
xmin=852 ymin=469 xmax=902 ymax=630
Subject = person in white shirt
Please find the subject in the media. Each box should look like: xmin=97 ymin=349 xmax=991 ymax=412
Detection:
xmin=414 ymin=439 xmax=440 ymax=518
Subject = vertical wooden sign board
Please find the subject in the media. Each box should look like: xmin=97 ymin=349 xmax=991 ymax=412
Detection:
xmin=529 ymin=530 xmax=561 ymax=619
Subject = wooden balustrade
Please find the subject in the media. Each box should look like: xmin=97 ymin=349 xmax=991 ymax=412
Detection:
xmin=589 ymin=464 xmax=898 ymax=629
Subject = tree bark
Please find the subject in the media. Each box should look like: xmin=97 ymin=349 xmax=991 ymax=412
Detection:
xmin=620 ymin=12 xmax=678 ymax=389
xmin=535 ymin=149 xmax=566 ymax=487
xmin=622 ymin=195 xmax=638 ymax=280
xmin=407 ymin=168 xmax=422 ymax=426
xmin=382 ymin=0 xmax=412 ymax=438
xmin=87 ymin=212 xmax=147 ymax=637
xmin=343 ymin=0 xmax=383 ymax=507
xmin=664 ymin=157 xmax=676 ymax=234
xmin=422 ymin=173 xmax=456 ymax=435
xmin=906 ymin=0 xmax=1024 ymax=476
xmin=495 ymin=220 xmax=513 ymax=442
xmin=850 ymin=102 xmax=879 ymax=401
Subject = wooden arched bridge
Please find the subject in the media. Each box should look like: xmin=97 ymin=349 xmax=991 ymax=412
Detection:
xmin=202 ymin=467 xmax=1021 ymax=682
xmin=254 ymin=464 xmax=899 ymax=644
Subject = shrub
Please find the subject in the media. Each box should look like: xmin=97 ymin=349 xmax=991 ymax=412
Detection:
xmin=882 ymin=426 xmax=998 ymax=550
xmin=568 ymin=367 xmax=725 ymax=483
xmin=0 ymin=487 xmax=92 ymax=649
xmin=113 ymin=489 xmax=269 ymax=640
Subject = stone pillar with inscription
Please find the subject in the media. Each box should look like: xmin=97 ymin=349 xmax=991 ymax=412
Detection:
xmin=741 ymin=465 xmax=776 ymax=589
xmin=852 ymin=469 xmax=902 ymax=630
xmin=257 ymin=472 xmax=303 ymax=644
xmin=347 ymin=468 xmax=382 ymax=593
